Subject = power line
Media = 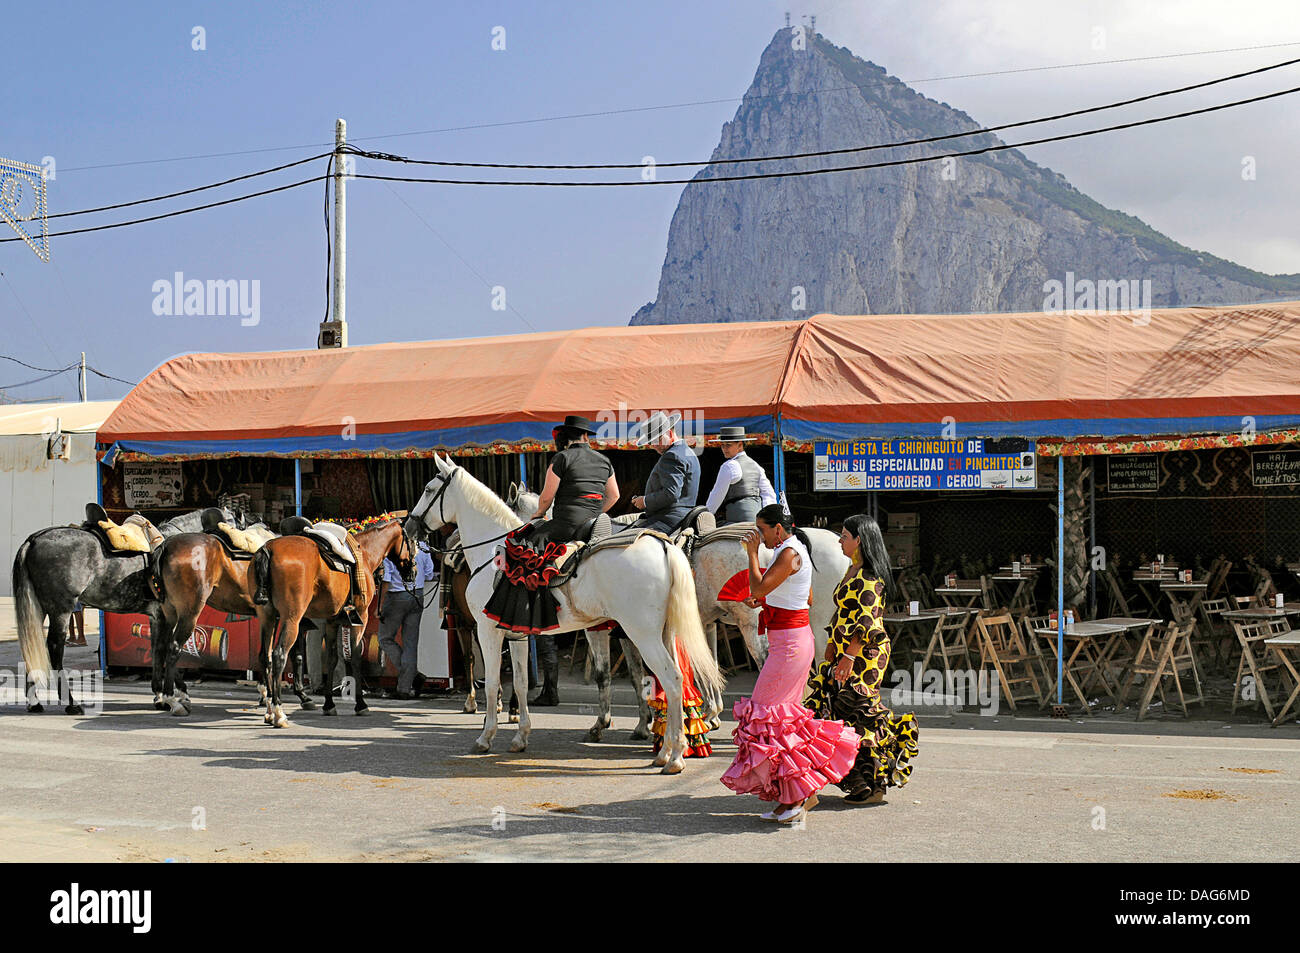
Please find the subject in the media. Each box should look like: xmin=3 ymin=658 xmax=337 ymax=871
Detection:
xmin=347 ymin=83 xmax=1300 ymax=187
xmin=0 ymin=354 xmax=78 ymax=373
xmin=48 ymin=152 xmax=331 ymax=220
xmin=86 ymin=364 xmax=135 ymax=386
xmin=51 ymin=38 xmax=1300 ymax=175
xmin=0 ymin=367 xmax=74 ymax=390
xmin=349 ymin=55 xmax=1300 ymax=171
xmin=0 ymin=175 xmax=327 ymax=242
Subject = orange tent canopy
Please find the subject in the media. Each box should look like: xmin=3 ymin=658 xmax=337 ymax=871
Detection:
xmin=100 ymin=300 xmax=1300 ymax=459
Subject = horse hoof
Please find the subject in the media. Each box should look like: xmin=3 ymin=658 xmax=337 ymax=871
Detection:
xmin=472 ymin=741 xmax=492 ymax=754
xmin=660 ymin=759 xmax=685 ymax=775
xmin=508 ymin=714 xmax=519 ymax=724
xmin=322 ymin=707 xmax=337 ymax=717
xmin=27 ymin=703 xmax=44 ymax=714
xmin=299 ymin=699 xmax=317 ymax=711
xmin=66 ymin=704 xmax=84 ymax=716
xmin=355 ymin=707 xmax=370 ymax=717
xmin=263 ymin=712 xmax=275 ymax=726
xmin=169 ymin=705 xmax=188 ymax=717
xmin=154 ymin=701 xmax=169 ymax=712
xmin=509 ymin=740 xmax=528 ymax=753
xmin=585 ymin=728 xmax=604 ymax=742
xmin=652 ymin=752 xmax=670 ymax=768
xmin=272 ymin=714 xmax=290 ymax=729
xmin=180 ymin=698 xmax=193 ymax=714
xmin=630 ymin=728 xmax=650 ymax=741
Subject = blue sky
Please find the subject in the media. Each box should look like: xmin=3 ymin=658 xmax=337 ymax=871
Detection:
xmin=3 ymin=0 xmax=1299 ymax=401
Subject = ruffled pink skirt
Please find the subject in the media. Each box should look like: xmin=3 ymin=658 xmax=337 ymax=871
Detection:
xmin=720 ymin=625 xmax=861 ymax=803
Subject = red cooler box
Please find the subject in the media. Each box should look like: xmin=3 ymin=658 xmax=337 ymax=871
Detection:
xmin=104 ymin=606 xmax=260 ymax=672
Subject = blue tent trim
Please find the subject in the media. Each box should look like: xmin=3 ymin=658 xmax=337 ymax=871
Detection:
xmin=782 ymin=413 xmax=1300 ymax=443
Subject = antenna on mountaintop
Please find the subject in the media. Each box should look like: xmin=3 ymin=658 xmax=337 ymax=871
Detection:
xmin=810 ymin=15 xmax=816 ymax=33
xmin=785 ymin=11 xmax=791 ymax=28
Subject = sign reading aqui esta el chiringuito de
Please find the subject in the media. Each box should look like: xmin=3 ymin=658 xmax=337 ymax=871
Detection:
xmin=813 ymin=438 xmax=1037 ymax=491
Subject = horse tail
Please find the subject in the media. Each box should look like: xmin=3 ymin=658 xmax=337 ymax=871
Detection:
xmin=147 ymin=543 xmax=166 ymax=600
xmin=12 ymin=538 xmax=51 ymax=686
xmin=252 ymin=546 xmax=271 ymax=605
xmin=662 ymin=542 xmax=724 ymax=698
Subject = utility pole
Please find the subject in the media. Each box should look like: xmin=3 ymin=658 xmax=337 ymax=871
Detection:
xmin=318 ymin=118 xmax=349 ymax=348
xmin=79 ymin=351 xmax=86 ymax=401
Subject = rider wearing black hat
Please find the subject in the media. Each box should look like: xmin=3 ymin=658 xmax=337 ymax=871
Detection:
xmin=522 ymin=415 xmax=619 ymax=705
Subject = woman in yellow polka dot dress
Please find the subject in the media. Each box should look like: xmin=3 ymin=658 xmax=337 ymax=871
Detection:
xmin=807 ymin=513 xmax=918 ymax=804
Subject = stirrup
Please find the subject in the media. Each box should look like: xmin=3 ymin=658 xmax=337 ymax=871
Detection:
xmin=343 ymin=605 xmax=364 ymax=626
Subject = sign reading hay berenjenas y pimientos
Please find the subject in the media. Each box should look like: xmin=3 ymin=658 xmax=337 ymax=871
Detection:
xmin=813 ymin=438 xmax=1036 ymax=491
xmin=1252 ymin=449 xmax=1300 ymax=487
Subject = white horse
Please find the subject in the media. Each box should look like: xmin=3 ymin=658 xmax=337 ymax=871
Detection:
xmin=509 ymin=487 xmax=850 ymax=736
xmin=405 ymin=454 xmax=723 ymax=773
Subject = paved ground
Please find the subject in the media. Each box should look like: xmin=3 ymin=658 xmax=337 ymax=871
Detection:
xmin=4 ymin=599 xmax=1300 ymax=862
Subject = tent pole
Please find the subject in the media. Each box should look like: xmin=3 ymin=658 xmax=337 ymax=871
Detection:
xmin=773 ymin=414 xmax=786 ymax=504
xmin=294 ymin=460 xmax=303 ymax=517
xmin=97 ymin=452 xmax=107 ymax=675
xmin=1089 ymin=459 xmax=1096 ymax=617
xmin=1057 ymin=455 xmax=1065 ymax=705
xmin=519 ymin=452 xmax=527 ymax=491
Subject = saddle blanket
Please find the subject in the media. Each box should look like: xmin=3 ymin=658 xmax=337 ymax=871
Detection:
xmin=305 ymin=522 xmax=355 ymax=564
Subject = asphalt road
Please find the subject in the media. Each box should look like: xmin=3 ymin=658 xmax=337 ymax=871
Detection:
xmin=3 ymin=656 xmax=1299 ymax=863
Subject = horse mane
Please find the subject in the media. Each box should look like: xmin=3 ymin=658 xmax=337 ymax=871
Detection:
xmin=452 ymin=467 xmax=520 ymax=526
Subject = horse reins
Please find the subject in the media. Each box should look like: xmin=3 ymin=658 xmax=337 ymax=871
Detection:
xmin=408 ymin=467 xmax=519 ymax=606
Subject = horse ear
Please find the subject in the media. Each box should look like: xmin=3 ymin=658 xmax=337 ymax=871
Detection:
xmin=433 ymin=453 xmax=449 ymax=475
xmin=507 ymin=482 xmax=518 ymax=505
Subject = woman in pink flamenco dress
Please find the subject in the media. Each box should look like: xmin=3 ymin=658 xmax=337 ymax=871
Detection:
xmin=720 ymin=504 xmax=861 ymax=823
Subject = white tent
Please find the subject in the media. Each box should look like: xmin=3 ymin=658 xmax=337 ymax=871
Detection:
xmin=0 ymin=400 xmax=119 ymax=596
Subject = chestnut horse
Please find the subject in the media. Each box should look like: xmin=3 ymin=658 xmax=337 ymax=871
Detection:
xmin=152 ymin=533 xmax=314 ymax=716
xmin=252 ymin=521 xmax=412 ymax=727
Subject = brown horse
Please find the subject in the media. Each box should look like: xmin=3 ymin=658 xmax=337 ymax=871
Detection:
xmin=152 ymin=534 xmax=314 ymax=716
xmin=253 ymin=521 xmax=412 ymax=727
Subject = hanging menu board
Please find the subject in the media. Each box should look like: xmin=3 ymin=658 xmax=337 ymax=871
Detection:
xmin=1107 ymin=454 xmax=1159 ymax=492
xmin=812 ymin=438 xmax=1036 ymax=491
xmin=123 ymin=461 xmax=185 ymax=508
xmin=1252 ymin=449 xmax=1300 ymax=487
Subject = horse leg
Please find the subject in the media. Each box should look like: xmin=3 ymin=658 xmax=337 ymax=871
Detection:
xmin=473 ymin=624 xmax=504 ymax=753
xmin=167 ymin=606 xmax=200 ymax=716
xmin=585 ymin=630 xmax=613 ymax=741
xmin=350 ymin=625 xmax=369 ymax=716
xmin=271 ymin=618 xmax=299 ymax=727
xmin=321 ymin=620 xmax=339 ymax=716
xmin=625 ymin=624 xmax=685 ymax=774
xmin=507 ymin=638 xmax=531 ymax=752
xmin=291 ymin=636 xmax=316 ymax=711
xmin=149 ymin=610 xmax=168 ymax=711
xmin=700 ymin=620 xmax=724 ymax=729
xmin=622 ymin=636 xmax=651 ymax=740
xmin=259 ymin=614 xmax=278 ymax=726
xmin=47 ymin=614 xmax=83 ymax=716
xmin=459 ymin=628 xmax=477 ymax=714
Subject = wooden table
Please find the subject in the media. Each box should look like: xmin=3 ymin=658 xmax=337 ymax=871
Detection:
xmin=1160 ymin=582 xmax=1208 ymax=624
xmin=934 ymin=586 xmax=983 ymax=610
xmin=1092 ymin=616 xmax=1159 ymax=689
xmin=1132 ymin=571 xmax=1178 ymax=613
xmin=1222 ymin=605 xmax=1300 ymax=621
xmin=990 ymin=573 xmax=1035 ymax=612
xmin=1033 ymin=621 xmax=1126 ymax=713
xmin=884 ymin=608 xmax=969 ymax=667
xmin=1263 ymin=631 xmax=1300 ymax=726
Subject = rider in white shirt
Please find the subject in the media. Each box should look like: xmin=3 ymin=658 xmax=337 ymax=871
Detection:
xmin=704 ymin=426 xmax=777 ymax=524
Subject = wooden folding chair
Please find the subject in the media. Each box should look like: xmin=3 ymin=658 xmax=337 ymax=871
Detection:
xmin=973 ymin=610 xmax=1043 ymax=711
xmin=1100 ymin=567 xmax=1133 ymax=618
xmin=1230 ymin=618 xmax=1296 ymax=719
xmin=1196 ymin=595 xmax=1232 ymax=672
xmin=1248 ymin=569 xmax=1278 ymax=608
xmin=1118 ymin=620 xmax=1204 ymax=719
xmin=1021 ymin=614 xmax=1054 ymax=702
xmin=921 ymin=608 xmax=975 ymax=678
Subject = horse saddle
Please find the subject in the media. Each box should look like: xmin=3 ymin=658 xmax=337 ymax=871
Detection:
xmin=83 ymin=503 xmax=163 ymax=555
xmin=537 ymin=527 xmax=675 ymax=589
xmin=305 ymin=522 xmax=356 ymax=566
xmin=199 ymin=507 xmax=273 ymax=560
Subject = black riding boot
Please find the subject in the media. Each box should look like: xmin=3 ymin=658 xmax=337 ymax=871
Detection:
xmin=533 ymin=634 xmax=560 ymax=706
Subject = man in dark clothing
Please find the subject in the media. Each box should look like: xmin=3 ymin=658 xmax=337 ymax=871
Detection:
xmin=617 ymin=411 xmax=701 ymax=535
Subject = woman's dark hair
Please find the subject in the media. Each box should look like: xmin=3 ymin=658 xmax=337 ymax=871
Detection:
xmin=842 ymin=513 xmax=896 ymax=601
xmin=755 ymin=504 xmax=816 ymax=570
xmin=553 ymin=426 xmax=586 ymax=452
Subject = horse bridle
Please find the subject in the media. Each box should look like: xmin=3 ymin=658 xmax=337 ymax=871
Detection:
xmin=409 ymin=465 xmax=520 ymax=581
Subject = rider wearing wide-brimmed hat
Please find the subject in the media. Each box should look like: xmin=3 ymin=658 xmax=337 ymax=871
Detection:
xmin=704 ymin=426 xmax=777 ymax=525
xmin=525 ymin=415 xmax=620 ymax=547
xmin=617 ymin=411 xmax=701 ymax=534
xmin=520 ymin=415 xmax=620 ymax=706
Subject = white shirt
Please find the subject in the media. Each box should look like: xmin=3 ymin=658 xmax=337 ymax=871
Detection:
xmin=705 ymin=454 xmax=777 ymax=513
xmin=765 ymin=535 xmax=811 ymax=610
xmin=383 ymin=547 xmax=437 ymax=594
